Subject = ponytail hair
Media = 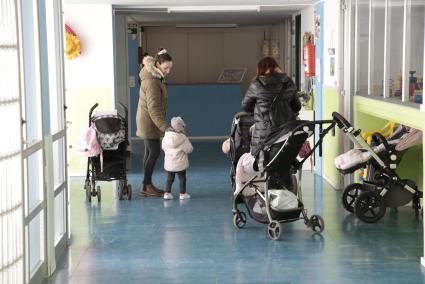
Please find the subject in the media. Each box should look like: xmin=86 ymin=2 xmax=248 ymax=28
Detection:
xmin=155 ymin=47 xmax=172 ymax=65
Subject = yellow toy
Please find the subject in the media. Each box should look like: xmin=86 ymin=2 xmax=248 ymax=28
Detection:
xmin=361 ymin=121 xmax=396 ymax=145
xmin=358 ymin=121 xmax=397 ymax=179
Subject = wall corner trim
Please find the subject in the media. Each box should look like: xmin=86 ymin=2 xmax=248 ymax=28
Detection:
xmin=323 ymin=174 xmax=339 ymax=190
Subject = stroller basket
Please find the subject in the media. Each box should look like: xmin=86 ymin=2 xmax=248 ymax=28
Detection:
xmin=244 ymin=195 xmax=304 ymax=224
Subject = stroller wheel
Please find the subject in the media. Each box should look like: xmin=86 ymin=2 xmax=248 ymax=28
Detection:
xmin=233 ymin=212 xmax=247 ymax=229
xmin=97 ymin=186 xmax=101 ymax=202
xmin=127 ymin=184 xmax=132 ymax=200
xmin=355 ymin=191 xmax=386 ymax=223
xmin=267 ymin=220 xmax=281 ymax=240
xmin=118 ymin=183 xmax=124 ymax=200
xmin=309 ymin=215 xmax=325 ymax=233
xmin=342 ymin=183 xmax=365 ymax=213
xmin=85 ymin=183 xmax=92 ymax=203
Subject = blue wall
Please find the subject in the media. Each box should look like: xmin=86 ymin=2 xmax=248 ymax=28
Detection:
xmin=166 ymin=84 xmax=242 ymax=137
xmin=129 ymin=83 xmax=242 ymax=137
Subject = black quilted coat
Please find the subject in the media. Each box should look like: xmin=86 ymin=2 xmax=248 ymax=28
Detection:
xmin=241 ymin=73 xmax=301 ymax=156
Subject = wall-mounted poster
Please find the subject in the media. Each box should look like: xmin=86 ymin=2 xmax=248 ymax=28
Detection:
xmin=217 ymin=68 xmax=247 ymax=83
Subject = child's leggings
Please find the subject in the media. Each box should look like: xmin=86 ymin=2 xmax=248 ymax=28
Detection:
xmin=165 ymin=170 xmax=186 ymax=194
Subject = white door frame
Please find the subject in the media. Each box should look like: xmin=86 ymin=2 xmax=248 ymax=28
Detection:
xmin=16 ymin=0 xmax=69 ymax=282
xmin=340 ymin=0 xmax=355 ymax=189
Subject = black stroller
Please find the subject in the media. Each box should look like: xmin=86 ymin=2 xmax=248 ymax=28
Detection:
xmin=228 ymin=113 xmax=336 ymax=240
xmin=332 ymin=112 xmax=422 ymax=223
xmin=84 ymin=103 xmax=132 ymax=202
xmin=228 ymin=112 xmax=255 ymax=193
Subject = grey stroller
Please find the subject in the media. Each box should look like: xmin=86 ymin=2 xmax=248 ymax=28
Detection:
xmin=333 ymin=112 xmax=422 ymax=223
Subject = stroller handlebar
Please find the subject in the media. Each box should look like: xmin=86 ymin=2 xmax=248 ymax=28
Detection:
xmin=89 ymin=103 xmax=99 ymax=121
xmin=372 ymin=132 xmax=391 ymax=152
xmin=332 ymin=112 xmax=352 ymax=129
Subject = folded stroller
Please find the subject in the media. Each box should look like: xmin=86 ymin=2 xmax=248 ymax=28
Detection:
xmin=229 ymin=115 xmax=336 ymax=240
xmin=228 ymin=112 xmax=254 ymax=193
xmin=333 ymin=112 xmax=422 ymax=223
xmin=84 ymin=103 xmax=132 ymax=202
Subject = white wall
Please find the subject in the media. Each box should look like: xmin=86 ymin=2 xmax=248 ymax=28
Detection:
xmin=64 ymin=4 xmax=115 ymax=91
xmin=295 ymin=2 xmax=341 ymax=90
xmin=144 ymin=25 xmax=288 ymax=92
xmin=323 ymin=0 xmax=340 ymax=88
xmin=63 ymin=3 xmax=115 ymax=174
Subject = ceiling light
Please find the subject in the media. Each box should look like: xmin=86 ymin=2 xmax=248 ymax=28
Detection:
xmin=167 ymin=5 xmax=259 ymax=13
xmin=175 ymin=24 xmax=238 ymax=28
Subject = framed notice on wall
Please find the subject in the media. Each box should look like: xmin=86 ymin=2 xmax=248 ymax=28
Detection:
xmin=217 ymin=68 xmax=247 ymax=83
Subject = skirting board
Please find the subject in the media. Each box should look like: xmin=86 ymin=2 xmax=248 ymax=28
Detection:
xmin=131 ymin=136 xmax=227 ymax=142
xmin=323 ymin=174 xmax=340 ymax=190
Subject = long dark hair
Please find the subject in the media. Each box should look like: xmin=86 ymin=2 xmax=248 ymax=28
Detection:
xmin=155 ymin=47 xmax=172 ymax=65
xmin=255 ymin=57 xmax=281 ymax=78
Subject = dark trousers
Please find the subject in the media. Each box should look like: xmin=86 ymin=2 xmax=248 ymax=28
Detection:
xmin=143 ymin=139 xmax=160 ymax=185
xmin=166 ymin=170 xmax=186 ymax=194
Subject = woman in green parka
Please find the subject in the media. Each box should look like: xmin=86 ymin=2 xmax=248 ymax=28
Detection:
xmin=136 ymin=48 xmax=172 ymax=197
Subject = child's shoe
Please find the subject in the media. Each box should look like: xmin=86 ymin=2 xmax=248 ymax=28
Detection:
xmin=163 ymin=192 xmax=174 ymax=200
xmin=179 ymin=193 xmax=191 ymax=200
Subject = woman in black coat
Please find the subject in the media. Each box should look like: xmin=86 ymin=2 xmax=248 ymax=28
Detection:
xmin=242 ymin=57 xmax=301 ymax=157
xmin=242 ymin=57 xmax=301 ymax=191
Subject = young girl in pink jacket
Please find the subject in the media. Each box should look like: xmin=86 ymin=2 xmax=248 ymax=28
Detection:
xmin=161 ymin=116 xmax=193 ymax=200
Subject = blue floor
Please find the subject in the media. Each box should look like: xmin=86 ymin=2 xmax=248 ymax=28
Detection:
xmin=45 ymin=141 xmax=425 ymax=283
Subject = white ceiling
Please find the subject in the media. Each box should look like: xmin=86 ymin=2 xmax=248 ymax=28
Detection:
xmin=64 ymin=0 xmax=315 ymax=26
xmin=63 ymin=0 xmax=315 ymax=6
xmin=121 ymin=9 xmax=299 ymax=26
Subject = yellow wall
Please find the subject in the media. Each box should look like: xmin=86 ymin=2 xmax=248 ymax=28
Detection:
xmin=322 ymin=87 xmax=341 ymax=187
xmin=66 ymin=88 xmax=113 ymax=175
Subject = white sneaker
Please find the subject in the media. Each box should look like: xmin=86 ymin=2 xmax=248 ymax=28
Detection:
xmin=163 ymin=192 xmax=174 ymax=200
xmin=179 ymin=193 xmax=191 ymax=200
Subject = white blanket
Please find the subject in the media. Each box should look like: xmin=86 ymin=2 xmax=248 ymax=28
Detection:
xmin=334 ymin=144 xmax=385 ymax=170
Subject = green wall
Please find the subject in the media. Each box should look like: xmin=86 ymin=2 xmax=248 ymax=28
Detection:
xmin=322 ymin=87 xmax=341 ymax=187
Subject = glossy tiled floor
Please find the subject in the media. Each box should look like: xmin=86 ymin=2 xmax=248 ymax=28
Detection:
xmin=45 ymin=142 xmax=425 ymax=284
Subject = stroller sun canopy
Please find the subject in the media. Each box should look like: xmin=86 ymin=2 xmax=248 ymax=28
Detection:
xmin=262 ymin=120 xmax=314 ymax=148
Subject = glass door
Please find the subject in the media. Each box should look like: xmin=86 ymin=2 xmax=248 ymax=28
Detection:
xmin=0 ymin=0 xmax=68 ymax=282
xmin=0 ymin=0 xmax=24 ymax=283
